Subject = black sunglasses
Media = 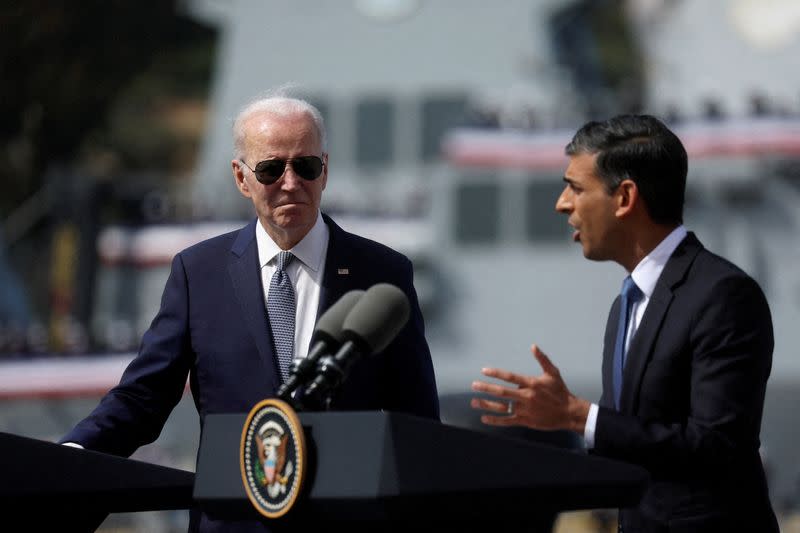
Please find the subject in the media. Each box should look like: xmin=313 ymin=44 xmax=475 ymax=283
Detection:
xmin=239 ymin=156 xmax=324 ymax=184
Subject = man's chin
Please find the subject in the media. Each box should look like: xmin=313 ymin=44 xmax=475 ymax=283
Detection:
xmin=581 ymin=245 xmax=600 ymax=261
xmin=582 ymin=247 xmax=613 ymax=263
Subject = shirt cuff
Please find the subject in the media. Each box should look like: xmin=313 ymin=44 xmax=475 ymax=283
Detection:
xmin=583 ymin=403 xmax=599 ymax=449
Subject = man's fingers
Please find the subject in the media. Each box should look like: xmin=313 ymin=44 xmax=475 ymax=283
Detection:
xmin=470 ymin=397 xmax=510 ymax=414
xmin=471 ymin=379 xmax=527 ymax=400
xmin=471 ymin=380 xmax=508 ymax=397
xmin=480 ymin=367 xmax=529 ymax=387
xmin=479 ymin=414 xmax=518 ymax=427
xmin=531 ymin=344 xmax=558 ymax=376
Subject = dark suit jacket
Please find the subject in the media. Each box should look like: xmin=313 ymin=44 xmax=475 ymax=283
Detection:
xmin=62 ymin=214 xmax=439 ymax=531
xmin=593 ymin=233 xmax=777 ymax=532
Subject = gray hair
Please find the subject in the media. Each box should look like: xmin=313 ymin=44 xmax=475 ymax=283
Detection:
xmin=232 ymin=87 xmax=327 ymax=158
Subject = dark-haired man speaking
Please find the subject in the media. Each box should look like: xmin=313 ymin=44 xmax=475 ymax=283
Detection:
xmin=472 ymin=114 xmax=777 ymax=532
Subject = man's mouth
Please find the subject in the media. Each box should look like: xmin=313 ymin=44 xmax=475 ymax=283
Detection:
xmin=276 ymin=200 xmax=306 ymax=208
xmin=568 ymin=223 xmax=580 ymax=242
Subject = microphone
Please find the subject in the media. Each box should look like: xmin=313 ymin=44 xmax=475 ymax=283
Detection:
xmin=277 ymin=289 xmax=365 ymax=401
xmin=301 ymin=283 xmax=410 ymax=409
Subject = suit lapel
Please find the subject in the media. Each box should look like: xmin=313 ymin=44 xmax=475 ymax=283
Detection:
xmin=227 ymin=220 xmax=281 ymax=391
xmin=620 ymin=233 xmax=703 ymax=412
xmin=316 ymin=214 xmax=356 ymax=321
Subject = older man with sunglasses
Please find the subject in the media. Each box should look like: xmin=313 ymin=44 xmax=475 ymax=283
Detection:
xmin=61 ymin=93 xmax=439 ymax=532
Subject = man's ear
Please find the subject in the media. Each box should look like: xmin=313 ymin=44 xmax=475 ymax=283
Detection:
xmin=232 ymin=160 xmax=251 ymax=197
xmin=615 ymin=179 xmax=638 ymax=217
xmin=320 ymin=152 xmax=328 ymax=191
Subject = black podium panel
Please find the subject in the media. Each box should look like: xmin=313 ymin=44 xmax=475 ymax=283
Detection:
xmin=195 ymin=411 xmax=648 ymax=522
xmin=0 ymin=431 xmax=194 ymax=513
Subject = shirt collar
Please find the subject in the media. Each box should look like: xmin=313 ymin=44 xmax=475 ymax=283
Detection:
xmin=255 ymin=211 xmax=328 ymax=272
xmin=630 ymin=225 xmax=687 ymax=298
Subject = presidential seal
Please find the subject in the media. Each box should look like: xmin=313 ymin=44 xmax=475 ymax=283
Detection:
xmin=240 ymin=398 xmax=306 ymax=518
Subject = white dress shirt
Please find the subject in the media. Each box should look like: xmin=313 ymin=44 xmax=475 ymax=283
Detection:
xmin=256 ymin=212 xmax=329 ymax=361
xmin=584 ymin=225 xmax=687 ymax=447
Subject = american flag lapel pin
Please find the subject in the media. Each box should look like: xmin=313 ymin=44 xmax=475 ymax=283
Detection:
xmin=337 ymin=268 xmax=349 ymax=275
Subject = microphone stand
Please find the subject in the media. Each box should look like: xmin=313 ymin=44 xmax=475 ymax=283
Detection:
xmin=297 ymin=339 xmax=365 ymax=411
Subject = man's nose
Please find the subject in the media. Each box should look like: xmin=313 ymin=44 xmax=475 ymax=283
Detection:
xmin=555 ymin=187 xmax=571 ymax=213
xmin=280 ymin=166 xmax=303 ymax=189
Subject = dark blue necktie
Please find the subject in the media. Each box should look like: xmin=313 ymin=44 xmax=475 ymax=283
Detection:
xmin=613 ymin=276 xmax=643 ymax=410
xmin=268 ymin=251 xmax=295 ymax=383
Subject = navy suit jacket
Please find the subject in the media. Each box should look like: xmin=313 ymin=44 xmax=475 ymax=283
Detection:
xmin=62 ymin=215 xmax=439 ymax=530
xmin=594 ymin=233 xmax=777 ymax=532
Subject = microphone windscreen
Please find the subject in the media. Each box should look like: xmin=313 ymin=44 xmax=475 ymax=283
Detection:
xmin=342 ymin=283 xmax=410 ymax=354
xmin=313 ymin=290 xmax=365 ymax=342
